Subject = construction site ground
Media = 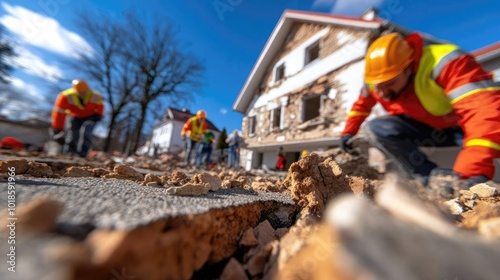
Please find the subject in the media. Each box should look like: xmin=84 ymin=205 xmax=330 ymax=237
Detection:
xmin=1 ymin=149 xmax=500 ymax=280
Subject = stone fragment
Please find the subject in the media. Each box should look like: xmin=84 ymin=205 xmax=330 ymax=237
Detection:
xmin=240 ymin=228 xmax=258 ymax=247
xmin=246 ymin=242 xmax=274 ymax=277
xmin=105 ymin=165 xmax=143 ymax=181
xmin=469 ymin=183 xmax=497 ymax=198
xmin=27 ymin=161 xmax=54 ymax=177
xmin=444 ymin=198 xmax=464 ymax=215
xmin=253 ymin=220 xmax=276 ymax=247
xmin=191 ymin=172 xmax=222 ymax=191
xmin=141 ymin=173 xmax=162 ymax=186
xmin=63 ymin=166 xmax=93 ymax=177
xmin=0 ymin=197 xmax=62 ymax=233
xmin=221 ymin=258 xmax=248 ymax=280
xmin=0 ymin=158 xmax=29 ymax=174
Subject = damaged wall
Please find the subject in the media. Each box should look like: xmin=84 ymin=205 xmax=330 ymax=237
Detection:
xmin=242 ymin=22 xmax=376 ymax=147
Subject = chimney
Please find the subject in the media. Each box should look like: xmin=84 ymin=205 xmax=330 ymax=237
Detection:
xmin=360 ymin=7 xmax=379 ymax=20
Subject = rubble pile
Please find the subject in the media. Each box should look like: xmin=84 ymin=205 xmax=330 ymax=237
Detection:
xmin=1 ymin=150 xmax=500 ymax=279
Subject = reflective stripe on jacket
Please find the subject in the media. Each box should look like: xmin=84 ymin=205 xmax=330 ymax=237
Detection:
xmin=342 ymin=33 xmax=500 ymax=179
xmin=181 ymin=116 xmax=208 ymax=142
xmin=51 ymin=88 xmax=104 ymax=130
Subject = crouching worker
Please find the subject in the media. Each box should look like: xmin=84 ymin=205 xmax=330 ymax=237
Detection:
xmin=51 ymin=79 xmax=104 ymax=158
xmin=341 ymin=33 xmax=500 ymax=187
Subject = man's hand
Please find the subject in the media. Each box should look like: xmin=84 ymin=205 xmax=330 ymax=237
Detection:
xmin=181 ymin=134 xmax=186 ymax=141
xmin=51 ymin=128 xmax=65 ymax=145
xmin=340 ymin=134 xmax=355 ymax=154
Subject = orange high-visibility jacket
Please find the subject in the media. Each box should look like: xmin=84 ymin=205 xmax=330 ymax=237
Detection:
xmin=342 ymin=33 xmax=500 ymax=179
xmin=181 ymin=116 xmax=208 ymax=142
xmin=51 ymin=88 xmax=104 ymax=130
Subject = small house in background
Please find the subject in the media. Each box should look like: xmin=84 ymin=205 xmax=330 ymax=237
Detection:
xmin=147 ymin=107 xmax=220 ymax=157
xmin=232 ymin=8 xmax=441 ymax=171
xmin=472 ymin=41 xmax=500 ymax=82
xmin=0 ymin=116 xmax=51 ymax=150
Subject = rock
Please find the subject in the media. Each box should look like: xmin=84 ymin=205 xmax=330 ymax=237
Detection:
xmin=0 ymin=158 xmax=29 ymax=174
xmin=246 ymin=242 xmax=275 ymax=277
xmin=240 ymin=228 xmax=258 ymax=247
xmin=221 ymin=258 xmax=248 ymax=280
xmin=253 ymin=220 xmax=276 ymax=247
xmin=283 ymin=153 xmax=352 ymax=216
xmin=27 ymin=161 xmax=54 ymax=177
xmin=142 ymin=173 xmax=162 ymax=186
xmin=275 ymin=228 xmax=289 ymax=239
xmin=63 ymin=166 xmax=93 ymax=177
xmin=327 ymin=195 xmax=500 ymax=280
xmin=444 ymin=198 xmax=464 ymax=215
xmin=105 ymin=165 xmax=143 ymax=181
xmin=469 ymin=183 xmax=497 ymax=198
xmin=191 ymin=172 xmax=222 ymax=191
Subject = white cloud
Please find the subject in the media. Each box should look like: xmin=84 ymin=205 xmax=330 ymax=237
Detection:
xmin=0 ymin=77 xmax=52 ymax=120
xmin=0 ymin=3 xmax=93 ymax=59
xmin=312 ymin=0 xmax=386 ymax=16
xmin=14 ymin=47 xmax=63 ymax=82
xmin=219 ymin=107 xmax=228 ymax=115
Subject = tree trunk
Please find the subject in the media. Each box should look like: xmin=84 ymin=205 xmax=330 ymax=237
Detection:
xmin=104 ymin=113 xmax=119 ymax=152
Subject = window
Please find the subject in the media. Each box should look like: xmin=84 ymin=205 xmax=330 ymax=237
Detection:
xmin=302 ymin=94 xmax=324 ymax=122
xmin=248 ymin=115 xmax=256 ymax=135
xmin=305 ymin=41 xmax=320 ymax=65
xmin=275 ymin=63 xmax=285 ymax=82
xmin=270 ymin=107 xmax=282 ymax=130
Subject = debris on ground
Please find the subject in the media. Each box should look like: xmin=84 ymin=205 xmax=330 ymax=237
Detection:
xmin=1 ymin=149 xmax=500 ymax=279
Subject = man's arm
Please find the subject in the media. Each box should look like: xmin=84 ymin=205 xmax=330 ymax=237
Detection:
xmin=51 ymin=94 xmax=69 ymax=130
xmin=341 ymin=86 xmax=377 ymax=136
xmin=437 ymin=54 xmax=500 ymax=179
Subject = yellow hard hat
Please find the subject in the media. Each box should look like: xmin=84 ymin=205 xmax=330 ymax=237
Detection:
xmin=196 ymin=110 xmax=206 ymax=118
xmin=364 ymin=33 xmax=415 ymax=84
xmin=301 ymin=150 xmax=309 ymax=157
xmin=72 ymin=79 xmax=89 ymax=93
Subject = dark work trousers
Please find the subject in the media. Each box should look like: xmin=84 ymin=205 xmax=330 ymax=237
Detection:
xmin=362 ymin=115 xmax=464 ymax=184
xmin=64 ymin=117 xmax=96 ymax=158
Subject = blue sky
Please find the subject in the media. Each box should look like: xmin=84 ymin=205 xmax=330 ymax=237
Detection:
xmin=1 ymin=0 xmax=500 ymax=134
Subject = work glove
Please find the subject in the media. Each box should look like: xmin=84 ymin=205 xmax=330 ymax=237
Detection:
xmin=51 ymin=128 xmax=65 ymax=145
xmin=88 ymin=114 xmax=102 ymax=122
xmin=340 ymin=134 xmax=355 ymax=154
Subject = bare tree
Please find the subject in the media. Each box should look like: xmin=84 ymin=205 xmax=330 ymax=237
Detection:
xmin=122 ymin=13 xmax=204 ymax=152
xmin=68 ymin=11 xmax=203 ymax=154
xmin=70 ymin=12 xmax=139 ymax=152
xmin=0 ymin=25 xmax=16 ymax=84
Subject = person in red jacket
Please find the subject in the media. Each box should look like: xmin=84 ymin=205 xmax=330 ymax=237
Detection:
xmin=341 ymin=32 xmax=500 ymax=186
xmin=51 ymin=79 xmax=104 ymax=157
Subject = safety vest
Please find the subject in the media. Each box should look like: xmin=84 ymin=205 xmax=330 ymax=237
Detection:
xmin=414 ymin=44 xmax=500 ymax=116
xmin=187 ymin=117 xmax=205 ymax=142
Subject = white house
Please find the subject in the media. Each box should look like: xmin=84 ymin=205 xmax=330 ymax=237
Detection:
xmin=232 ymin=8 xmax=438 ymax=171
xmin=147 ymin=107 xmax=220 ymax=157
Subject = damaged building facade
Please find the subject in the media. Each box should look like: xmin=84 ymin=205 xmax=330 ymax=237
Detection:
xmin=233 ymin=9 xmax=420 ymax=171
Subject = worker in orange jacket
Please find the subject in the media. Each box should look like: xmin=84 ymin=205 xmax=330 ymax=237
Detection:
xmin=181 ymin=110 xmax=208 ymax=165
xmin=341 ymin=32 xmax=500 ymax=186
xmin=51 ymin=79 xmax=104 ymax=157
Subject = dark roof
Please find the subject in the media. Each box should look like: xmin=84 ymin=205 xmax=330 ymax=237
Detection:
xmin=162 ymin=107 xmax=220 ymax=132
xmin=0 ymin=118 xmax=51 ymax=129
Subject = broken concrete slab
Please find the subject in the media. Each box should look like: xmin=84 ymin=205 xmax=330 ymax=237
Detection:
xmin=327 ymin=195 xmax=500 ymax=280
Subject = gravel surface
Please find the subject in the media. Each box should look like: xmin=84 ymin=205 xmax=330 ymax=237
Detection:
xmin=0 ymin=176 xmax=294 ymax=232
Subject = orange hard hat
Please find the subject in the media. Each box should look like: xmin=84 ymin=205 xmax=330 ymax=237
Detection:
xmin=364 ymin=33 xmax=415 ymax=84
xmin=72 ymin=79 xmax=89 ymax=93
xmin=196 ymin=110 xmax=206 ymax=119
